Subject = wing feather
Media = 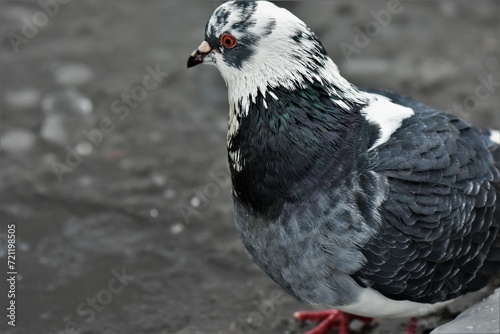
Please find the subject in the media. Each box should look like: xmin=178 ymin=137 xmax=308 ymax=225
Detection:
xmin=352 ymin=91 xmax=500 ymax=303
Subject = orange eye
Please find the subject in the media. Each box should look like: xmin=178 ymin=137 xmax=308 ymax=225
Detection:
xmin=220 ymin=33 xmax=237 ymax=49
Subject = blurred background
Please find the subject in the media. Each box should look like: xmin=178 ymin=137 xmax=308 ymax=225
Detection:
xmin=0 ymin=1 xmax=498 ymax=333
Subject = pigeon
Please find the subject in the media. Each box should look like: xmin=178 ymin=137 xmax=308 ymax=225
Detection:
xmin=187 ymin=1 xmax=500 ymax=333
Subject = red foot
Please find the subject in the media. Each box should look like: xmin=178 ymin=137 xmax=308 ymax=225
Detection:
xmin=405 ymin=317 xmax=418 ymax=334
xmin=294 ymin=309 xmax=374 ymax=334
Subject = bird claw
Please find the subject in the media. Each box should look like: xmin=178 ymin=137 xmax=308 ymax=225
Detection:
xmin=294 ymin=309 xmax=374 ymax=334
xmin=405 ymin=317 xmax=418 ymax=334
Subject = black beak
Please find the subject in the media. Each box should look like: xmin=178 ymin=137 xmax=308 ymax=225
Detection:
xmin=187 ymin=49 xmax=208 ymax=68
xmin=188 ymin=41 xmax=213 ymax=68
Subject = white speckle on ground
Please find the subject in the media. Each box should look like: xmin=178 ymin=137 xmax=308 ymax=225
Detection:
xmin=190 ymin=196 xmax=201 ymax=207
xmin=1 ymin=128 xmax=36 ymax=153
xmin=75 ymin=141 xmax=93 ymax=155
xmin=149 ymin=208 xmax=159 ymax=218
xmin=3 ymin=88 xmax=41 ymax=109
xmin=170 ymin=223 xmax=185 ymax=234
xmin=53 ymin=63 xmax=95 ymax=86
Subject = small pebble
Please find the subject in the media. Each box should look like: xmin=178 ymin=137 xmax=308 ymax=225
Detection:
xmin=4 ymin=88 xmax=40 ymax=109
xmin=149 ymin=209 xmax=159 ymax=218
xmin=75 ymin=141 xmax=93 ymax=156
xmin=170 ymin=223 xmax=184 ymax=234
xmin=1 ymin=129 xmax=36 ymax=153
xmin=53 ymin=63 xmax=94 ymax=86
xmin=190 ymin=196 xmax=201 ymax=207
xmin=151 ymin=173 xmax=167 ymax=186
xmin=163 ymin=189 xmax=176 ymax=199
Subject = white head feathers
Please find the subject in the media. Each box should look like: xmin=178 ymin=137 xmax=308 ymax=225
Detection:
xmin=203 ymin=1 xmax=367 ymax=116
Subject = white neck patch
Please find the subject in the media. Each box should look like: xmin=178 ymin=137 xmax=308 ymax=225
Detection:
xmin=361 ymin=93 xmax=415 ymax=150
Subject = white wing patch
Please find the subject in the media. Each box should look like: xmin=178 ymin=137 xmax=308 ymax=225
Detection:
xmin=361 ymin=94 xmax=415 ymax=150
xmin=490 ymin=129 xmax=500 ymax=145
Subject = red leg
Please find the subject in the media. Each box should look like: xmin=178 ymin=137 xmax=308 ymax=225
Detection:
xmin=294 ymin=309 xmax=374 ymax=334
xmin=405 ymin=317 xmax=418 ymax=334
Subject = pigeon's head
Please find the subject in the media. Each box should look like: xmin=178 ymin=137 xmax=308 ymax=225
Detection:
xmin=188 ymin=1 xmax=358 ymax=109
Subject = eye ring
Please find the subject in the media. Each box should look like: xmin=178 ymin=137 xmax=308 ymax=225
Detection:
xmin=220 ymin=33 xmax=237 ymax=49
